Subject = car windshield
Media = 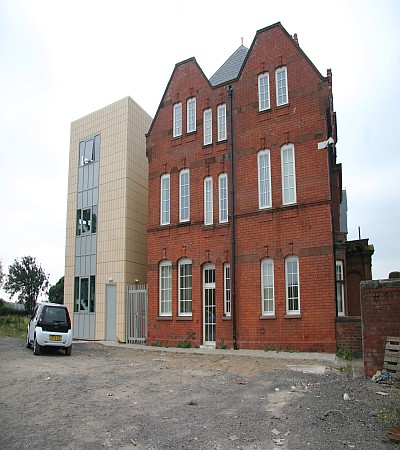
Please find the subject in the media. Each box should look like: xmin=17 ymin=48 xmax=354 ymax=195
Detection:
xmin=42 ymin=306 xmax=67 ymax=324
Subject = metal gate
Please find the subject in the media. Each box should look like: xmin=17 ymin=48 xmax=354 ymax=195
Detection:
xmin=126 ymin=284 xmax=147 ymax=344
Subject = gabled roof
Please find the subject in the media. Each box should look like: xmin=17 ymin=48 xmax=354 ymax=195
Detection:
xmin=209 ymin=45 xmax=249 ymax=87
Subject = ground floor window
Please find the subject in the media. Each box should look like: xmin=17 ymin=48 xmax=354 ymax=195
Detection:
xmin=285 ymin=256 xmax=300 ymax=314
xmin=159 ymin=261 xmax=172 ymax=316
xmin=224 ymin=263 xmax=231 ymax=316
xmin=74 ymin=276 xmax=95 ymax=312
xmin=261 ymin=258 xmax=274 ymax=315
xmin=178 ymin=258 xmax=192 ymax=316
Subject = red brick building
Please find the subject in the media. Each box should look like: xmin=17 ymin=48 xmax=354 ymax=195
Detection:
xmin=146 ymin=22 xmax=366 ymax=352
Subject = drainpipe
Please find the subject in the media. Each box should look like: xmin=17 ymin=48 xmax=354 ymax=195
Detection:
xmin=228 ymin=85 xmax=237 ymax=350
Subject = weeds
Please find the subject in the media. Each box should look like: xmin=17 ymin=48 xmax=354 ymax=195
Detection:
xmin=176 ymin=338 xmax=191 ymax=348
xmin=337 ymin=342 xmax=353 ymax=361
xmin=0 ymin=315 xmax=28 ymax=339
xmin=217 ymin=339 xmax=228 ymax=350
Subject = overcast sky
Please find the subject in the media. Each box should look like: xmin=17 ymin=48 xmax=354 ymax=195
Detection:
xmin=1 ymin=0 xmax=399 ymax=299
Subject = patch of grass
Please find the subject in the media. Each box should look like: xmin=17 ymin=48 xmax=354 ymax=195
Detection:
xmin=0 ymin=315 xmax=28 ymax=339
xmin=176 ymin=338 xmax=191 ymax=348
xmin=377 ymin=404 xmax=400 ymax=428
xmin=264 ymin=345 xmax=276 ymax=352
xmin=337 ymin=342 xmax=353 ymax=361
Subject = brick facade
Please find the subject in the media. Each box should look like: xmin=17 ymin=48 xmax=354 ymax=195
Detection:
xmin=361 ymin=278 xmax=400 ymax=377
xmin=146 ymin=23 xmax=342 ymax=351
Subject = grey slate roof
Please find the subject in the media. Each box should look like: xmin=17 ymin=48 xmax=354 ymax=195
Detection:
xmin=339 ymin=190 xmax=348 ymax=234
xmin=209 ymin=45 xmax=249 ymax=86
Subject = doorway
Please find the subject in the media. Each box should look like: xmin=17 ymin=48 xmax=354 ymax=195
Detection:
xmin=203 ymin=264 xmax=216 ymax=345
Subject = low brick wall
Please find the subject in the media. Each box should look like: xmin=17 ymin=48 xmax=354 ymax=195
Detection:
xmin=335 ymin=316 xmax=362 ymax=357
xmin=361 ymin=278 xmax=400 ymax=377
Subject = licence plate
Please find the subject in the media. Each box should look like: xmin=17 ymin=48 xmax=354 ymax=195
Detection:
xmin=49 ymin=335 xmax=62 ymax=341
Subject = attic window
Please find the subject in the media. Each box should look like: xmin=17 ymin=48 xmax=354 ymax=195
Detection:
xmin=173 ymin=102 xmax=182 ymax=137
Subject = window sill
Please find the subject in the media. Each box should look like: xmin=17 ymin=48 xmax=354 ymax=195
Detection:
xmin=176 ymin=316 xmax=193 ymax=321
xmin=186 ymin=130 xmax=196 ymax=136
xmin=284 ymin=314 xmax=302 ymax=319
xmin=202 ymin=143 xmax=213 ymax=149
xmin=222 ymin=315 xmax=231 ymax=321
xmin=216 ymin=138 xmax=227 ymax=144
xmin=177 ymin=221 xmax=191 ymax=228
xmin=157 ymin=316 xmax=172 ymax=321
xmin=258 ymin=108 xmax=271 ymax=114
xmin=259 ymin=315 xmax=276 ymax=320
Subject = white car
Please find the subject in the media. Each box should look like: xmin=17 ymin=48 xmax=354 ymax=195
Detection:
xmin=26 ymin=302 xmax=73 ymax=356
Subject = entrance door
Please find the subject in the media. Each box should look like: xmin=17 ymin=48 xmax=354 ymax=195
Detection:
xmin=203 ymin=264 xmax=216 ymax=344
xmin=105 ymin=285 xmax=116 ymax=341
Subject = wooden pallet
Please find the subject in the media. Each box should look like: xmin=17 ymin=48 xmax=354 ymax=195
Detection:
xmin=383 ymin=336 xmax=400 ymax=379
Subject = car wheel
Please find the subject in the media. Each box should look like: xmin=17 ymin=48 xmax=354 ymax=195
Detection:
xmin=33 ymin=337 xmax=41 ymax=356
xmin=65 ymin=345 xmax=72 ymax=356
xmin=26 ymin=330 xmax=32 ymax=349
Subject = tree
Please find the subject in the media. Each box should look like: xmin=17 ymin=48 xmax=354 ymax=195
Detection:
xmin=0 ymin=260 xmax=4 ymax=288
xmin=4 ymin=256 xmax=49 ymax=313
xmin=48 ymin=276 xmax=64 ymax=304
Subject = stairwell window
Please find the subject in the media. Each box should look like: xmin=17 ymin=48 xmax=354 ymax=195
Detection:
xmin=217 ymin=104 xmax=227 ymax=141
xmin=258 ymin=149 xmax=272 ymax=209
xmin=276 ymin=66 xmax=288 ymax=106
xmin=204 ymin=176 xmax=213 ymax=225
xmin=178 ymin=258 xmax=192 ymax=316
xmin=286 ymin=256 xmax=300 ymax=314
xmin=203 ymin=108 xmax=212 ymax=145
xmin=187 ymin=97 xmax=196 ymax=133
xmin=336 ymin=260 xmax=345 ymax=316
xmin=159 ymin=260 xmax=172 ymax=316
xmin=261 ymin=258 xmax=274 ymax=315
xmin=281 ymin=143 xmax=296 ymax=205
xmin=160 ymin=173 xmax=170 ymax=225
xmin=258 ymin=72 xmax=270 ymax=111
xmin=179 ymin=169 xmax=190 ymax=222
xmin=173 ymin=102 xmax=182 ymax=137
xmin=218 ymin=173 xmax=228 ymax=223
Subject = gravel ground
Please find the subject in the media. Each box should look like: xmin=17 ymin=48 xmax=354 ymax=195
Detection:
xmin=0 ymin=336 xmax=399 ymax=450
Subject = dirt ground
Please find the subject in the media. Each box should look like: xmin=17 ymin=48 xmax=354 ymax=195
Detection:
xmin=0 ymin=337 xmax=399 ymax=450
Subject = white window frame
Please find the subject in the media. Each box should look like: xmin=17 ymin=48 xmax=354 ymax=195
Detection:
xmin=217 ymin=104 xmax=227 ymax=141
xmin=285 ymin=256 xmax=300 ymax=314
xmin=281 ymin=143 xmax=296 ymax=205
xmin=179 ymin=169 xmax=190 ymax=222
xmin=224 ymin=263 xmax=231 ymax=316
xmin=258 ymin=72 xmax=270 ymax=111
xmin=276 ymin=66 xmax=288 ymax=106
xmin=258 ymin=149 xmax=272 ymax=209
xmin=173 ymin=102 xmax=182 ymax=137
xmin=203 ymin=108 xmax=212 ymax=145
xmin=160 ymin=173 xmax=170 ymax=225
xmin=218 ymin=173 xmax=228 ymax=223
xmin=336 ymin=260 xmax=345 ymax=317
xmin=204 ymin=176 xmax=213 ymax=225
xmin=187 ymin=97 xmax=196 ymax=133
xmin=159 ymin=260 xmax=172 ymax=316
xmin=261 ymin=258 xmax=274 ymax=315
xmin=178 ymin=258 xmax=192 ymax=316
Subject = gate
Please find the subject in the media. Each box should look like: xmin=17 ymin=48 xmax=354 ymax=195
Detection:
xmin=126 ymin=284 xmax=147 ymax=344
